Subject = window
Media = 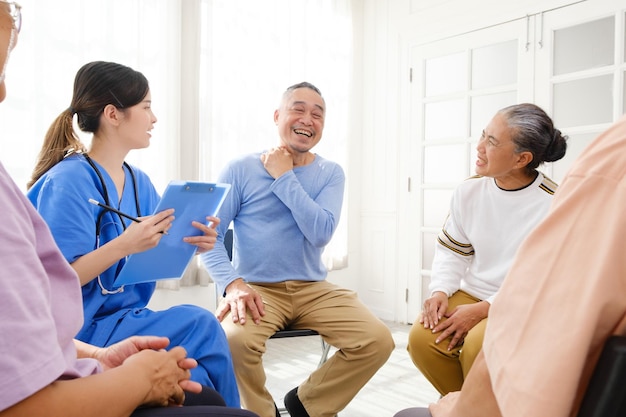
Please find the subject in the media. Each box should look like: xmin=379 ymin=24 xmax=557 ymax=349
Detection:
xmin=0 ymin=0 xmax=181 ymax=193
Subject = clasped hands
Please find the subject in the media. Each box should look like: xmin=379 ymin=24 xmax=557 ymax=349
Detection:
xmin=92 ymin=336 xmax=202 ymax=407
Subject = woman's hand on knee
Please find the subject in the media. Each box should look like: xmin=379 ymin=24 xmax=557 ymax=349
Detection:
xmin=420 ymin=292 xmax=448 ymax=329
xmin=434 ymin=302 xmax=488 ymax=350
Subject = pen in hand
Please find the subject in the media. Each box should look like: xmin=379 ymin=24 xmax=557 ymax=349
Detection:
xmin=88 ymin=198 xmax=167 ymax=234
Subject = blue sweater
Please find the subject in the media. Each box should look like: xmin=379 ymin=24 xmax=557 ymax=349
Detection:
xmin=202 ymin=152 xmax=345 ymax=294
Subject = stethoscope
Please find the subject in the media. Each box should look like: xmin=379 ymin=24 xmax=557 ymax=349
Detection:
xmin=83 ymin=153 xmax=140 ymax=295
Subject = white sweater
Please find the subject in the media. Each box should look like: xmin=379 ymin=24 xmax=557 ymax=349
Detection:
xmin=430 ymin=173 xmax=557 ymax=304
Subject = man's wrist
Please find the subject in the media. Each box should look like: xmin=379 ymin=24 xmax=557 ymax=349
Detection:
xmin=225 ymin=277 xmax=245 ymax=293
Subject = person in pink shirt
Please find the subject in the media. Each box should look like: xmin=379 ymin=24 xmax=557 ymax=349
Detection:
xmin=394 ymin=112 xmax=626 ymax=417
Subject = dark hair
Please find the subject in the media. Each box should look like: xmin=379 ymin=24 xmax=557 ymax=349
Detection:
xmin=28 ymin=61 xmax=149 ymax=189
xmin=499 ymin=103 xmax=568 ymax=176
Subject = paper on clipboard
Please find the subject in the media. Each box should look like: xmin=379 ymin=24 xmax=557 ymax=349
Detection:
xmin=114 ymin=181 xmax=231 ymax=286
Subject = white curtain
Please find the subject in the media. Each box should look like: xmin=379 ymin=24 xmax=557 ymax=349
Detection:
xmin=0 ymin=0 xmax=181 ymax=192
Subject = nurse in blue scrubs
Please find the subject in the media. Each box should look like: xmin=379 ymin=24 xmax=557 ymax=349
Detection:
xmin=26 ymin=60 xmax=240 ymax=408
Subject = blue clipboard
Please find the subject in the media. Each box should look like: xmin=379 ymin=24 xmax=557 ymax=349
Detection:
xmin=114 ymin=181 xmax=231 ymax=286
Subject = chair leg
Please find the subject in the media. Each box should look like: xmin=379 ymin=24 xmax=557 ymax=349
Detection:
xmin=318 ymin=338 xmax=332 ymax=368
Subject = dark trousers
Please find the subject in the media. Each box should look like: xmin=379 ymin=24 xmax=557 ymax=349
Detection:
xmin=131 ymin=407 xmax=259 ymax=417
xmin=131 ymin=386 xmax=259 ymax=417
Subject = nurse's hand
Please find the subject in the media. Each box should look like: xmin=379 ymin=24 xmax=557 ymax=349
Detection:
xmin=120 ymin=209 xmax=175 ymax=255
xmin=183 ymin=215 xmax=220 ymax=254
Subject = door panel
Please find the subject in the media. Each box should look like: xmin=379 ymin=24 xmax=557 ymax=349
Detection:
xmin=405 ymin=19 xmax=530 ymax=321
xmin=535 ymin=0 xmax=625 ymax=183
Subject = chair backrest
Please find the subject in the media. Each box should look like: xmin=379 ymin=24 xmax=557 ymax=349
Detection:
xmin=224 ymin=228 xmax=233 ymax=262
xmin=576 ymin=335 xmax=626 ymax=417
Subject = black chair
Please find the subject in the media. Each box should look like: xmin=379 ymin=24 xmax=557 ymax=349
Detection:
xmin=269 ymin=328 xmax=332 ymax=368
xmin=576 ymin=335 xmax=626 ymax=417
xmin=223 ymin=229 xmax=332 ymax=414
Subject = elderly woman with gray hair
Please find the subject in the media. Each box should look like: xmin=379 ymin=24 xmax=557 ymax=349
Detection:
xmin=407 ymin=103 xmax=567 ymax=396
